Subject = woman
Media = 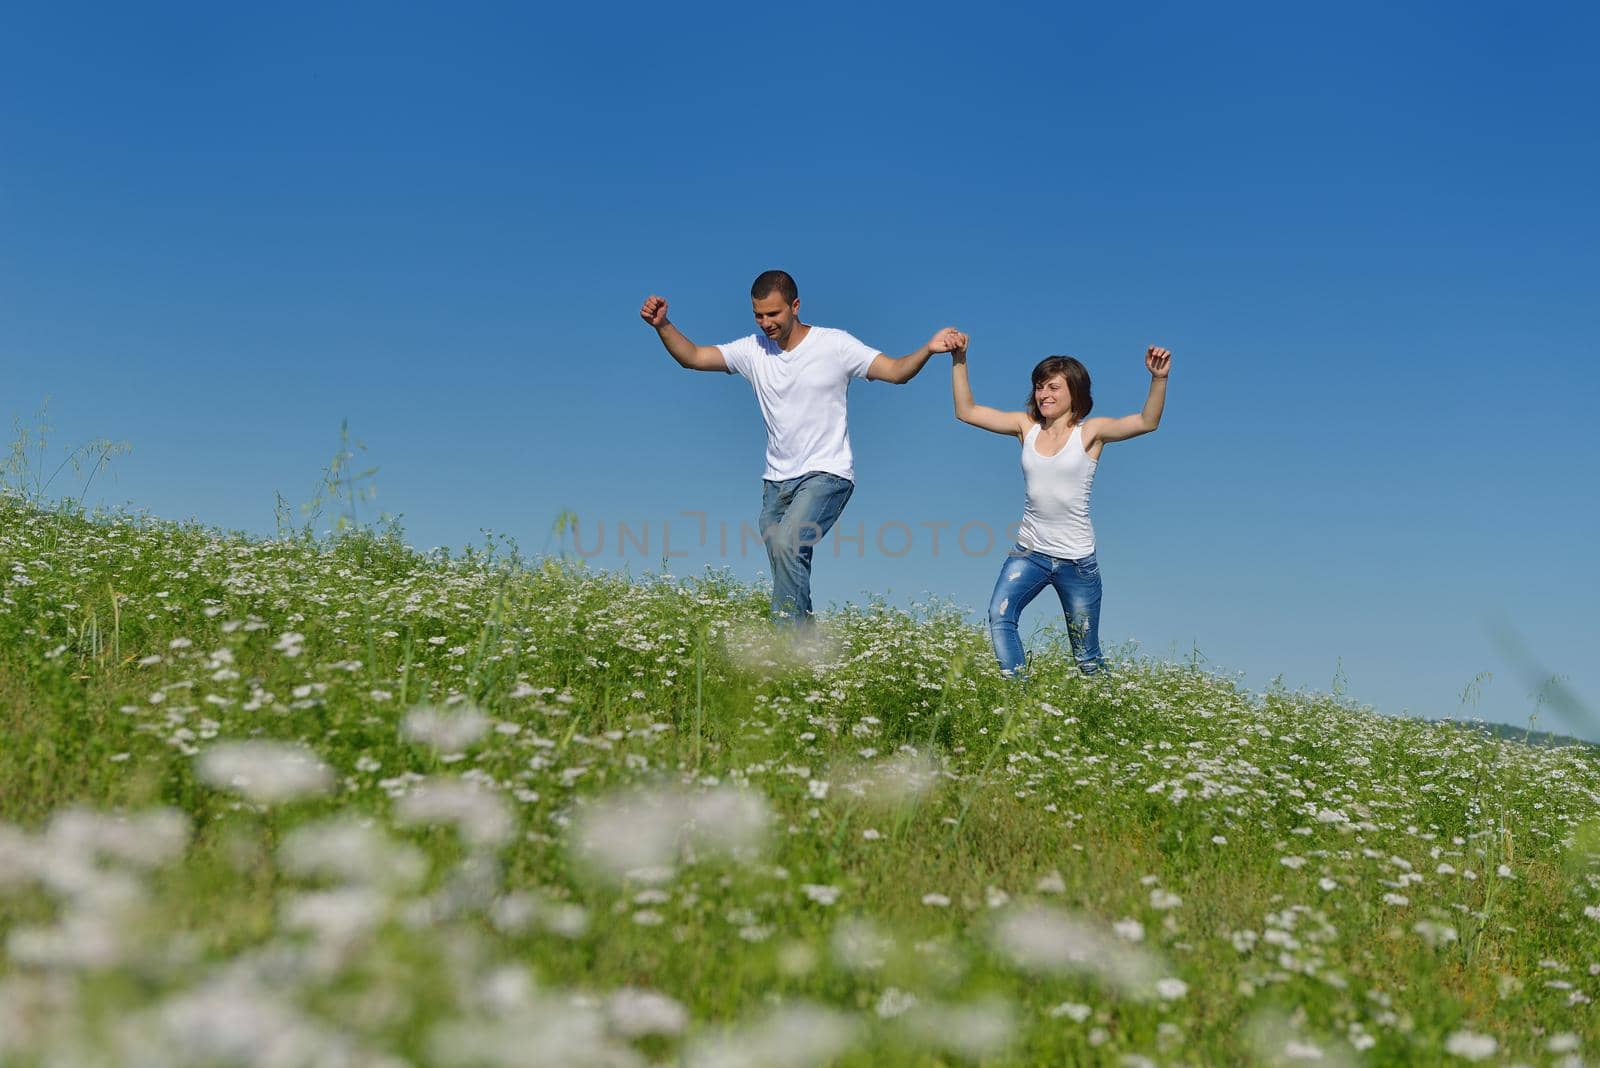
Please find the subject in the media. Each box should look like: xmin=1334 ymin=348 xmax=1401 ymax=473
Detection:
xmin=951 ymin=339 xmax=1171 ymax=677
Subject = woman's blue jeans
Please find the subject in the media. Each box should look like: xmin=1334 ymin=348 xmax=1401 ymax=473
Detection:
xmin=759 ymin=471 xmax=854 ymax=624
xmin=987 ymin=544 xmax=1107 ymax=677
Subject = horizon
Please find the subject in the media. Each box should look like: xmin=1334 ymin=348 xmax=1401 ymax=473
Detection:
xmin=5 ymin=469 xmax=1595 ymax=744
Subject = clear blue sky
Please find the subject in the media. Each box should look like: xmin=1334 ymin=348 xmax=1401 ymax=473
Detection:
xmin=4 ymin=1 xmax=1596 ymax=734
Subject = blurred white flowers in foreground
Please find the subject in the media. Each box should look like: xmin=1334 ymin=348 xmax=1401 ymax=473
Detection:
xmin=402 ymin=702 xmax=491 ymax=753
xmin=196 ymin=742 xmax=333 ymax=803
xmin=394 ymin=777 xmax=514 ymax=847
xmin=685 ymin=1003 xmax=858 ymax=1068
xmin=569 ymin=783 xmax=772 ymax=884
xmin=990 ymin=905 xmax=1166 ymax=996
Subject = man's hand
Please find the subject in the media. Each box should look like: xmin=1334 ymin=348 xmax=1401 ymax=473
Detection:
xmin=1146 ymin=345 xmax=1172 ymax=378
xmin=640 ymin=296 xmax=670 ymax=329
xmin=928 ymin=327 xmax=964 ymax=354
xmin=950 ymin=331 xmax=969 ymax=359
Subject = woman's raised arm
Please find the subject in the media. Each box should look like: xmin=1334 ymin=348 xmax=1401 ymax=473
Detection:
xmin=952 ymin=341 xmax=1032 ymax=439
xmin=1086 ymin=346 xmax=1171 ymax=446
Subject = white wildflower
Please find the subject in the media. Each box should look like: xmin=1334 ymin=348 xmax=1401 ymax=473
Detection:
xmin=542 ymin=902 xmax=590 ymax=938
xmin=570 ymin=784 xmax=770 ymax=885
xmin=46 ymin=808 xmax=189 ymax=869
xmin=1444 ymin=1030 xmax=1497 ymax=1061
xmin=990 ymin=906 xmax=1161 ymax=993
xmin=687 ymin=1003 xmax=858 ymax=1068
xmin=196 ymin=742 xmax=332 ymax=803
xmin=1050 ymin=1002 xmax=1093 ymax=1022
xmin=874 ymin=987 xmax=918 ymax=1019
xmin=402 ymin=703 xmax=490 ymax=752
xmin=831 ymin=918 xmax=893 ymax=972
xmin=605 ymin=988 xmax=688 ymax=1038
xmin=473 ymin=965 xmax=536 ymax=1015
xmin=1149 ymin=889 xmax=1182 ymax=910
xmin=1547 ymin=1033 xmax=1580 ymax=1053
xmin=7 ymin=910 xmax=125 ymax=969
xmin=427 ymin=999 xmax=631 ymax=1067
xmin=488 ymin=892 xmax=541 ymax=933
xmin=151 ymin=975 xmax=351 ymax=1067
xmin=395 ymin=778 xmax=514 ymax=847
xmin=280 ymin=818 xmax=428 ymax=889
xmin=900 ymin=996 xmax=1015 ymax=1060
xmin=281 ymin=887 xmax=387 ymax=945
xmin=856 ymin=752 xmax=943 ymax=807
xmin=1413 ymin=920 xmax=1458 ymax=947
xmin=1155 ymin=977 xmax=1188 ymax=1001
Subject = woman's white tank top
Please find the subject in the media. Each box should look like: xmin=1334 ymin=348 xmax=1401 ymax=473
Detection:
xmin=1015 ymin=422 xmax=1097 ymax=559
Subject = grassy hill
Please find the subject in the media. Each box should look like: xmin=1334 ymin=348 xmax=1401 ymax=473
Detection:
xmin=2 ymin=493 xmax=1598 ymax=1066
xmin=1447 ymin=719 xmax=1598 ymax=755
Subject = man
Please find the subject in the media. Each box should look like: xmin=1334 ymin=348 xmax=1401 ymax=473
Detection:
xmin=640 ymin=269 xmax=961 ymax=623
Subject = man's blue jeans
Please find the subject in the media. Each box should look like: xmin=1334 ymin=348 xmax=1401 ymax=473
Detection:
xmin=759 ymin=472 xmax=854 ymax=623
xmin=987 ymin=544 xmax=1107 ymax=677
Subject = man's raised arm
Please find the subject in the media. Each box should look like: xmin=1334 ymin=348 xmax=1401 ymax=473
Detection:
xmin=640 ymin=295 xmax=729 ymax=373
xmin=866 ymin=327 xmax=964 ymax=384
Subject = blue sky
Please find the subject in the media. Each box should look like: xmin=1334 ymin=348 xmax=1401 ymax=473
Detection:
xmin=4 ymin=1 xmax=1596 ymax=734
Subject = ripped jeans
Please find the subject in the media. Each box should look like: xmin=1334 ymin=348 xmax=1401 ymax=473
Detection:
xmin=986 ymin=544 xmax=1106 ymax=677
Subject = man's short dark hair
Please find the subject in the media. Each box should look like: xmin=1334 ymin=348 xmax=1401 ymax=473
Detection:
xmin=751 ymin=270 xmax=799 ymax=304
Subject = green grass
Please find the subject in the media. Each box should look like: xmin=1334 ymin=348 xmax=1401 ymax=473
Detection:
xmin=2 ymin=491 xmax=1598 ymax=1066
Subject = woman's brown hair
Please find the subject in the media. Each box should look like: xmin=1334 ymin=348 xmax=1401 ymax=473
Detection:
xmin=1026 ymin=356 xmax=1093 ymax=425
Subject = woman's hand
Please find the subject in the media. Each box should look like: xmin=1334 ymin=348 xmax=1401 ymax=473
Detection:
xmin=928 ymin=327 xmax=965 ymax=354
xmin=1146 ymin=345 xmax=1172 ymax=378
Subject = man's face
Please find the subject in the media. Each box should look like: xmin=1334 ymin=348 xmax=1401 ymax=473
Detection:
xmin=751 ymin=292 xmax=800 ymax=345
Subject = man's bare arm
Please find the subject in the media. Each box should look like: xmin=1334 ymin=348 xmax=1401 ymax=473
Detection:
xmin=866 ymin=326 xmax=964 ymax=384
xmin=640 ymin=295 xmax=729 ymax=373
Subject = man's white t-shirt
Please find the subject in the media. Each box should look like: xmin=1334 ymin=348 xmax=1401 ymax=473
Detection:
xmin=718 ymin=326 xmax=880 ymax=482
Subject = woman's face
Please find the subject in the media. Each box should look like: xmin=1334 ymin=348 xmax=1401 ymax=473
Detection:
xmin=1034 ymin=374 xmax=1071 ymax=420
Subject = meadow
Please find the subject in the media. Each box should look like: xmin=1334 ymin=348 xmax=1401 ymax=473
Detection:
xmin=2 ymin=490 xmax=1598 ymax=1066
